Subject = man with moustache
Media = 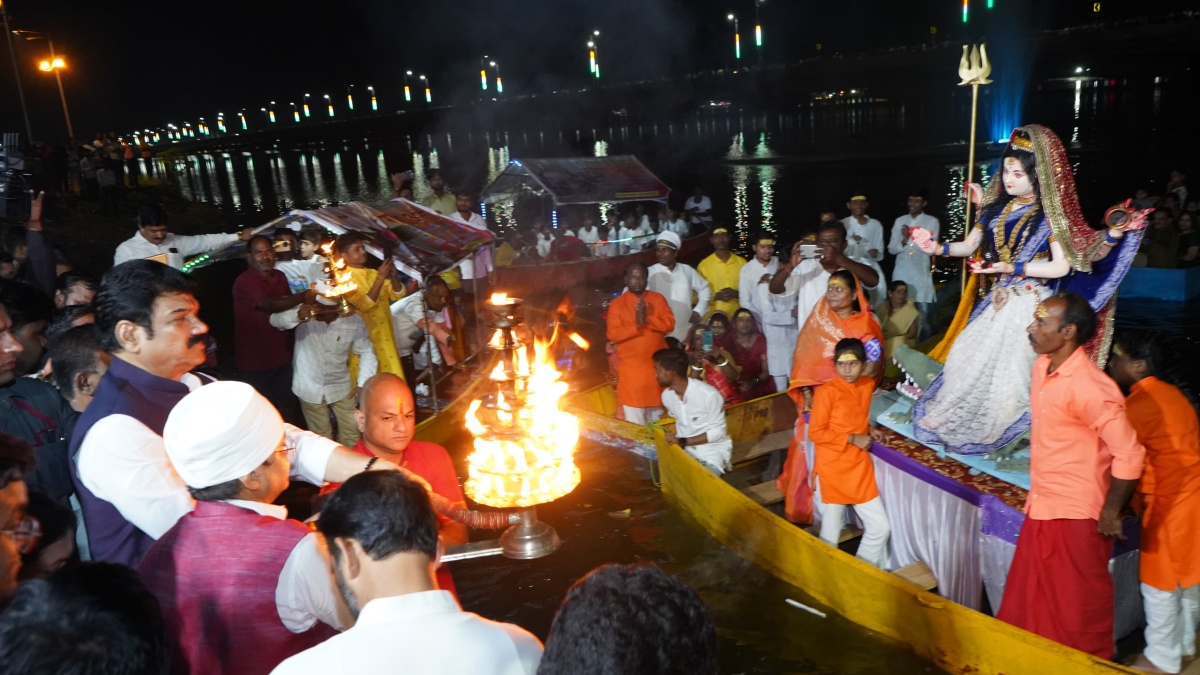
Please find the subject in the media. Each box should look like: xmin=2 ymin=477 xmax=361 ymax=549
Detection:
xmin=647 ymin=231 xmax=711 ymax=343
xmin=996 ymin=293 xmax=1145 ymax=658
xmin=842 ymin=193 xmax=884 ymax=263
xmin=738 ymin=232 xmax=796 ymax=392
xmin=768 ymin=221 xmax=884 ymax=331
xmin=606 ymin=262 xmax=674 ymax=424
xmin=72 ymin=261 xmax=411 ymax=568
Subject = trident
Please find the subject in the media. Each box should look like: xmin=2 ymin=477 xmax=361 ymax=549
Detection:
xmin=957 ymin=43 xmax=992 ymax=292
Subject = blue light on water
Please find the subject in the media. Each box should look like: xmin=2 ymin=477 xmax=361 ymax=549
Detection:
xmin=985 ymin=1 xmax=1033 ymax=143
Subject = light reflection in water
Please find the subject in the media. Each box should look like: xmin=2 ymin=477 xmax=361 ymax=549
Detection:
xmin=1072 ymin=81 xmax=1082 ymax=144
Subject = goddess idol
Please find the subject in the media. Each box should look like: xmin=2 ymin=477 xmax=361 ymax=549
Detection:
xmin=909 ymin=124 xmax=1147 ymax=455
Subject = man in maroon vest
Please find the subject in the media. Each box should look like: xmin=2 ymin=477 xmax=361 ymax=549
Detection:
xmin=140 ymin=381 xmax=344 ymax=675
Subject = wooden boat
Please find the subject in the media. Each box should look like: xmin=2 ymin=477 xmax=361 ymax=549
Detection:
xmin=491 ymin=234 xmax=710 ymax=302
xmin=564 ymin=384 xmax=1140 ymax=675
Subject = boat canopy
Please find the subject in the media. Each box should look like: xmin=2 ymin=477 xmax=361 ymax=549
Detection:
xmin=481 ymin=156 xmax=670 ymax=206
xmin=183 ymin=199 xmax=493 ymax=281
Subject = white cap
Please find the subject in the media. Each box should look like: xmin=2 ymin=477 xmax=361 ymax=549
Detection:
xmin=656 ymin=231 xmax=681 ymax=250
xmin=163 ymin=381 xmax=285 ymax=489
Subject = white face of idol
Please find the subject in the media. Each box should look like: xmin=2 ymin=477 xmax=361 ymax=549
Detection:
xmin=1002 ymin=157 xmax=1034 ymax=197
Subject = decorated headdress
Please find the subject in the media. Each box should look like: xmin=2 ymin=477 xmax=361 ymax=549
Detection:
xmin=979 ymin=124 xmax=1105 ymax=272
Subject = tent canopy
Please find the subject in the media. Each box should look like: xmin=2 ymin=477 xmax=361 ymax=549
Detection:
xmin=481 ymin=156 xmax=670 ymax=206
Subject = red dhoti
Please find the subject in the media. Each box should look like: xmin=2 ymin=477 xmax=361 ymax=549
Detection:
xmin=997 ymin=518 xmax=1114 ymax=658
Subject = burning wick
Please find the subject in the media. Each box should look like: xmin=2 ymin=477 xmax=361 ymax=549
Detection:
xmin=567 ymin=332 xmax=590 ymax=350
xmin=490 ymin=292 xmax=511 ymax=305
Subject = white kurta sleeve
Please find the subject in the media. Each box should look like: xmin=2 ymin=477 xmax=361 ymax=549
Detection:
xmin=270 ymin=308 xmax=302 ymax=331
xmin=689 ymin=267 xmax=712 ymax=318
xmin=699 ymin=388 xmax=729 ymax=443
xmin=276 ymin=532 xmax=344 ymax=632
xmin=887 ymin=219 xmax=905 ymax=256
xmin=77 ymin=415 xmax=195 ymax=540
xmin=173 ymin=232 xmax=241 ymax=257
xmin=286 ymin=424 xmax=339 ymax=485
xmin=868 ymin=221 xmax=885 ymax=261
xmin=352 ymin=321 xmax=378 ymax=387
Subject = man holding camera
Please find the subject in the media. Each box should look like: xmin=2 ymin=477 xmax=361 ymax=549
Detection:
xmin=768 ymin=221 xmax=885 ymax=332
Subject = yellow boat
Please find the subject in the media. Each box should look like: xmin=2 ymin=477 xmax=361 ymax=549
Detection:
xmin=564 ymin=384 xmax=1139 ymax=675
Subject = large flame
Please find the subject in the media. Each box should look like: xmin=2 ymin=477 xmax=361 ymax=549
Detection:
xmin=464 ymin=338 xmax=581 ymax=508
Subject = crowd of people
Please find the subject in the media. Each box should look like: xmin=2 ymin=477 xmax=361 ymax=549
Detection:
xmin=1137 ymin=168 xmax=1199 ymax=268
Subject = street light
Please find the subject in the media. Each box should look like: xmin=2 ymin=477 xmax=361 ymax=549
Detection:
xmin=404 ymin=70 xmax=413 ymax=102
xmin=480 ymin=55 xmax=489 ymax=91
xmin=217 ymin=112 xmax=226 ymax=133
xmin=754 ymin=0 xmax=764 ymax=67
xmin=303 ymin=93 xmax=311 ymax=118
xmin=291 ymin=101 xmax=299 ymax=123
xmin=419 ymin=74 xmax=431 ymax=103
xmin=347 ymin=84 xmax=354 ymax=111
xmin=14 ymin=29 xmax=73 ymax=143
xmin=587 ymin=30 xmax=601 ymax=79
xmin=727 ymin=13 xmax=741 ymax=62
xmin=368 ymin=85 xmax=377 ymax=111
xmin=491 ymin=60 xmax=502 ymax=94
xmin=238 ymin=110 xmax=247 ymax=130
xmin=324 ymin=94 xmax=333 ymax=117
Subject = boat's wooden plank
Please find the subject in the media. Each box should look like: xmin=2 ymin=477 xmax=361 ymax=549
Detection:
xmin=740 ymin=482 xmax=783 ymax=506
xmin=803 ymin=524 xmax=864 ymax=544
xmin=892 ymin=561 xmax=937 ymax=591
xmin=730 ymin=429 xmax=793 ymax=465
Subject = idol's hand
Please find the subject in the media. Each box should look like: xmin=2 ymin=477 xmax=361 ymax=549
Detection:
xmin=1103 ymin=199 xmax=1153 ymax=235
xmin=909 ymin=227 xmax=937 ymax=254
xmin=963 ymin=183 xmax=984 ymax=206
xmin=970 ymin=260 xmax=1013 ymax=275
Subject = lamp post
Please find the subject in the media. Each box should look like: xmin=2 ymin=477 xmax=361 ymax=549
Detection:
xmin=754 ymin=0 xmax=764 ymax=67
xmin=1 ymin=2 xmax=32 ymax=142
xmin=15 ymin=30 xmax=72 ymax=143
xmin=238 ymin=109 xmax=247 ymax=130
xmin=303 ymin=93 xmax=311 ymax=118
xmin=217 ymin=113 xmax=226 ymax=133
xmin=291 ymin=101 xmax=299 ymax=123
xmin=368 ymin=85 xmax=377 ymax=111
xmin=588 ymin=29 xmax=600 ymax=79
xmin=727 ymin=13 xmax=741 ymax=63
xmin=324 ymin=94 xmax=333 ymax=117
xmin=419 ymin=74 xmax=431 ymax=104
xmin=404 ymin=70 xmax=413 ymax=103
xmin=480 ymin=55 xmax=489 ymax=93
xmin=347 ymin=84 xmax=354 ymax=112
xmin=491 ymin=60 xmax=502 ymax=94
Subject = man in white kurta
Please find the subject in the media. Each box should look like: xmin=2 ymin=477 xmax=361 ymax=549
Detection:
xmin=647 ymin=231 xmax=711 ymax=343
xmin=655 ymin=349 xmax=732 ymax=475
xmin=113 ymin=225 xmax=253 ymax=270
xmin=738 ymin=234 xmax=797 ymax=392
xmin=888 ymin=191 xmax=939 ymax=338
xmin=842 ymin=194 xmax=884 ymax=264
xmin=769 ymin=222 xmax=885 ymax=330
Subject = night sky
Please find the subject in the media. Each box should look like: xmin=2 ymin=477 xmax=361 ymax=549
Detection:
xmin=0 ymin=0 xmax=1195 ymax=139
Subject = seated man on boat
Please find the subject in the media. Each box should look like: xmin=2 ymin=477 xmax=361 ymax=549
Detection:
xmin=997 ymin=293 xmax=1145 ymax=659
xmin=606 ymin=263 xmax=673 ymax=424
xmin=808 ymin=338 xmax=891 ymax=569
xmin=1107 ymin=331 xmax=1200 ymax=675
xmin=654 ymin=348 xmax=732 ymax=475
xmin=537 ymin=563 xmax=717 ymax=675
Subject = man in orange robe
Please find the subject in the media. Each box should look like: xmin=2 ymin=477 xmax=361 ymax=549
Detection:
xmin=607 ymin=262 xmax=674 ymax=424
xmin=808 ymin=338 xmax=890 ymax=568
xmin=1109 ymin=336 xmax=1200 ymax=674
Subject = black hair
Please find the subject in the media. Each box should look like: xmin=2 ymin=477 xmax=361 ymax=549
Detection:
xmin=1052 ymin=291 xmax=1096 ymax=345
xmin=273 ymin=228 xmax=297 ymax=240
xmin=1112 ymin=330 xmax=1200 ymax=412
xmin=94 ymin=260 xmax=198 ymax=354
xmin=623 ymin=261 xmax=648 ymax=276
xmin=335 ymin=231 xmax=367 ymax=254
xmin=732 ymin=307 xmax=755 ymax=323
xmin=318 ymin=471 xmax=439 ymax=564
xmin=48 ymin=324 xmax=104 ymax=403
xmin=425 ymin=274 xmax=449 ymax=291
xmin=54 ymin=271 xmax=98 ymax=299
xmin=887 ymin=279 xmax=909 ymax=293
xmin=707 ymin=312 xmax=731 ymax=332
xmin=816 ymin=220 xmax=847 ymax=241
xmin=537 ymin=563 xmax=718 ymax=675
xmin=652 ymin=348 xmax=689 ymax=378
xmin=44 ymin=304 xmax=96 ymax=344
xmin=426 ymin=168 xmax=443 ymax=181
xmin=245 ymin=234 xmax=273 ymax=252
xmin=20 ymin=489 xmax=75 ymax=568
xmin=834 ymin=337 xmax=867 ymax=363
xmin=980 ymin=129 xmax=1040 ymax=224
xmin=135 ymin=203 xmax=167 ymax=228
xmin=187 ymin=478 xmax=244 ymax=503
xmin=0 ymin=280 xmax=54 ymax=331
xmin=298 ymin=225 xmax=324 ymax=246
xmin=0 ymin=562 xmax=170 ymax=675
xmin=0 ymin=431 xmax=34 ymax=489
xmin=830 ymin=269 xmax=861 ymax=313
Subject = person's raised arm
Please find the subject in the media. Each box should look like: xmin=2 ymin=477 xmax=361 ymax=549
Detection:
xmin=22 ymin=191 xmax=56 ymax=295
xmin=769 ymin=242 xmax=802 ymax=294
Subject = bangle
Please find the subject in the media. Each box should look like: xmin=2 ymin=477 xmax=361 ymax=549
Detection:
xmin=716 ymin=358 xmax=730 ymax=367
xmin=941 ymin=242 xmax=950 ymax=256
xmin=689 ymin=364 xmax=705 ymax=372
xmin=1014 ymin=261 xmax=1025 ymax=276
xmin=678 ymin=437 xmax=687 ymax=447
xmin=364 ymin=456 xmax=379 ymax=472
xmin=1104 ymin=230 xmax=1120 ymax=245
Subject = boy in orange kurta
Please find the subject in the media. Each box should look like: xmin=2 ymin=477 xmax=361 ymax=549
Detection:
xmin=1108 ymin=336 xmax=1200 ymax=674
xmin=808 ymin=338 xmax=890 ymax=569
xmin=606 ymin=263 xmax=675 ymax=424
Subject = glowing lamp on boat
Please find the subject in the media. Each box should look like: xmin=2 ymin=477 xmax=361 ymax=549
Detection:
xmin=459 ymin=294 xmax=581 ymax=559
xmin=316 ymin=243 xmax=358 ymax=316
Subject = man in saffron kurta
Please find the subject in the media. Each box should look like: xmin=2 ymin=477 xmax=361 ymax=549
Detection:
xmin=338 ymin=232 xmax=405 ymax=378
xmin=808 ymin=340 xmax=890 ymax=568
xmin=607 ymin=263 xmax=674 ymax=424
xmin=997 ymin=294 xmax=1145 ymax=659
xmin=1108 ymin=338 xmax=1200 ymax=674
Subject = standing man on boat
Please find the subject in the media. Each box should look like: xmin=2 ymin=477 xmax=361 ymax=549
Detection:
xmin=113 ymin=204 xmax=256 ymax=270
xmin=647 ymin=231 xmax=711 ymax=343
xmin=697 ymin=226 xmax=746 ymax=319
xmin=447 ymin=190 xmax=492 ymax=298
xmin=607 ymin=263 xmax=674 ymax=424
xmin=683 ymin=187 xmax=714 ymax=230
xmin=997 ymin=293 xmax=1145 ymax=659
xmin=739 ymin=232 xmax=796 ymax=392
xmin=842 ymin=193 xmax=884 ymax=264
xmin=768 ymin=221 xmax=884 ymax=332
xmin=420 ymin=170 xmax=456 ymax=216
xmin=338 ymin=232 xmax=406 ymax=379
xmin=887 ymin=189 xmax=938 ymax=339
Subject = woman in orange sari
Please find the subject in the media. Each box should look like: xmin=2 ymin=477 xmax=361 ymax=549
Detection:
xmin=776 ymin=269 xmax=884 ymax=522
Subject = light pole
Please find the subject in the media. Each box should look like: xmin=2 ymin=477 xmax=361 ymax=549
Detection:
xmin=217 ymin=113 xmax=226 ymax=133
xmin=480 ymin=55 xmax=489 ymax=93
xmin=15 ymin=30 xmax=72 ymax=143
xmin=754 ymin=0 xmax=764 ymax=67
xmin=303 ymin=93 xmax=311 ymax=118
xmin=368 ymin=85 xmax=377 ymax=111
xmin=587 ymin=30 xmax=600 ymax=79
xmin=291 ymin=101 xmax=299 ymax=123
xmin=727 ymin=13 xmax=741 ymax=63
xmin=419 ymin=74 xmax=431 ymax=104
xmin=1 ymin=2 xmax=32 ymax=142
xmin=347 ymin=84 xmax=354 ymax=112
xmin=404 ymin=70 xmax=413 ymax=103
xmin=491 ymin=60 xmax=502 ymax=94
xmin=238 ymin=110 xmax=247 ymax=130
xmin=324 ymin=94 xmax=333 ymax=117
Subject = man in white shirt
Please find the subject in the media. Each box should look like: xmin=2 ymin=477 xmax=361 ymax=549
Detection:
xmin=647 ymin=231 xmax=711 ymax=343
xmin=113 ymin=203 xmax=255 ymax=270
xmin=683 ymin=187 xmax=714 ymax=229
xmin=842 ymin=194 xmax=884 ymax=263
xmin=888 ymin=189 xmax=939 ymax=337
xmin=654 ymin=348 xmax=731 ymax=474
xmin=140 ymin=382 xmax=344 ymax=675
xmin=270 ymin=470 xmax=543 ymax=675
xmin=620 ymin=214 xmax=654 ymax=255
xmin=738 ymin=233 xmax=797 ymax=391
xmin=270 ymin=303 xmax=377 ymax=448
xmin=390 ymin=275 xmax=456 ymax=383
xmin=274 ymin=227 xmax=328 ymax=296
xmin=768 ymin=222 xmax=885 ymax=331
xmin=71 ymin=260 xmax=410 ymax=568
xmin=658 ymin=206 xmax=690 ymax=237
xmin=535 ymin=223 xmax=555 ymax=259
xmin=448 ymin=192 xmax=492 ymax=288
xmin=576 ymin=216 xmax=601 ymax=258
